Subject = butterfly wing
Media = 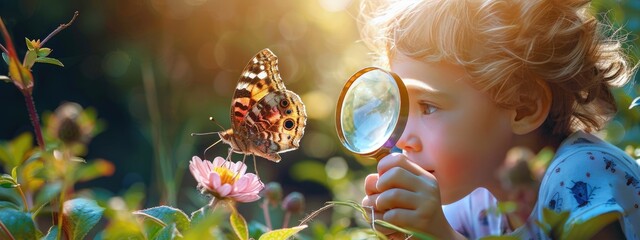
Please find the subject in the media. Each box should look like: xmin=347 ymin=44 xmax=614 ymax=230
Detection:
xmin=238 ymin=90 xmax=307 ymax=162
xmin=230 ymin=48 xmax=286 ymax=131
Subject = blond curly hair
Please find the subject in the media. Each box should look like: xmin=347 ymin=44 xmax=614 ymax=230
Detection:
xmin=360 ymin=0 xmax=635 ymax=137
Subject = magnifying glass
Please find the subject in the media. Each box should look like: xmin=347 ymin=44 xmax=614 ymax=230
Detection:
xmin=335 ymin=67 xmax=409 ymax=160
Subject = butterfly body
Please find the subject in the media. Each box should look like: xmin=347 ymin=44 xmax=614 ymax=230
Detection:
xmin=219 ymin=49 xmax=306 ymax=162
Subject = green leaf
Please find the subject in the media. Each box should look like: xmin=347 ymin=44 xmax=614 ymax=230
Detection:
xmin=35 ymin=57 xmax=64 ymax=67
xmin=35 ymin=181 xmax=62 ymax=209
xmin=0 ymin=200 xmax=20 ymax=210
xmin=0 ymin=175 xmax=18 ymax=188
xmin=62 ymin=198 xmax=105 ymax=240
xmin=74 ymin=159 xmax=115 ymax=183
xmin=0 ymin=132 xmax=33 ymax=170
xmin=230 ymin=208 xmax=249 ymax=240
xmin=42 ymin=226 xmax=59 ymax=240
xmin=182 ymin=207 xmax=224 ymax=240
xmin=258 ymin=225 xmax=308 ymax=240
xmin=25 ymin=38 xmax=34 ymax=51
xmin=134 ymin=206 xmax=190 ymax=238
xmin=189 ymin=207 xmax=206 ymax=226
xmin=630 ymin=96 xmax=640 ymax=109
xmin=6 ymin=47 xmax=34 ymax=90
xmin=562 ymin=211 xmax=620 ymax=239
xmin=1 ymin=52 xmax=8 ymax=65
xmin=10 ymin=167 xmax=17 ymax=182
xmin=24 ymin=50 xmax=37 ymax=69
xmin=156 ymin=223 xmax=183 ymax=240
xmin=479 ymin=236 xmax=520 ymax=240
xmin=374 ymin=220 xmax=434 ymax=240
xmin=0 ymin=208 xmax=37 ymax=240
xmin=37 ymin=48 xmax=52 ymax=57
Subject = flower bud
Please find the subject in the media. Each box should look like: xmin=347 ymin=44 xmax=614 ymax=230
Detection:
xmin=282 ymin=192 xmax=305 ymax=214
xmin=262 ymin=182 xmax=283 ymax=205
xmin=47 ymin=102 xmax=95 ymax=145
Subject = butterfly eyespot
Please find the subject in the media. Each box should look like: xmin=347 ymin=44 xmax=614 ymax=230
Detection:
xmin=283 ymin=119 xmax=295 ymax=130
xmin=280 ymin=99 xmax=289 ymax=108
xmin=285 ymin=109 xmax=293 ymax=115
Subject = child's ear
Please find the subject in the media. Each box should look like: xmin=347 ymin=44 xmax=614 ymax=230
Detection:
xmin=510 ymin=80 xmax=552 ymax=135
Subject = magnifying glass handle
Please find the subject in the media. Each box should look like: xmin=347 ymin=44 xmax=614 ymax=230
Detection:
xmin=371 ymin=148 xmax=391 ymax=161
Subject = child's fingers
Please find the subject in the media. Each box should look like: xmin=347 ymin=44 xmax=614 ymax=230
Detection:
xmin=364 ymin=173 xmax=380 ymax=195
xmin=375 ymin=188 xmax=418 ymax=211
xmin=377 ymin=153 xmax=432 ymax=177
xmin=376 ymin=166 xmax=437 ymax=193
xmin=382 ymin=208 xmax=428 ymax=233
xmin=361 ymin=193 xmax=379 ymax=208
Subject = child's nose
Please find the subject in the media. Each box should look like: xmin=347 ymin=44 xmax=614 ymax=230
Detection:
xmin=396 ymin=131 xmax=422 ymax=152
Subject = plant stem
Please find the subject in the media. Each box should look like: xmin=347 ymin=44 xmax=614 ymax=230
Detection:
xmin=261 ymin=199 xmax=273 ymax=230
xmin=40 ymin=11 xmax=79 ymax=47
xmin=56 ymin=181 xmax=67 ymax=240
xmin=208 ymin=198 xmax=219 ymax=213
xmin=23 ymin=92 xmax=45 ymax=151
xmin=0 ymin=220 xmax=15 ymax=240
xmin=282 ymin=212 xmax=291 ymax=229
xmin=16 ymin=185 xmax=28 ymax=212
xmin=0 ymin=43 xmax=7 ymax=54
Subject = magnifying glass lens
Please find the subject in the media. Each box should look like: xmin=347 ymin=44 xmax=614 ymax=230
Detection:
xmin=337 ymin=68 xmax=405 ymax=156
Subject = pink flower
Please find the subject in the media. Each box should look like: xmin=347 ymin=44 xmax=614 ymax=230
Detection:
xmin=189 ymin=156 xmax=264 ymax=203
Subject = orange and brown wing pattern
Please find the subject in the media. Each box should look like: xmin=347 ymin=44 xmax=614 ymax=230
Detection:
xmin=230 ymin=48 xmax=285 ymax=131
xmin=236 ymin=90 xmax=307 ymax=162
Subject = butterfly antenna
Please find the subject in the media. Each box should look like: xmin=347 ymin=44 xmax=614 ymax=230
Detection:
xmin=209 ymin=117 xmax=227 ymax=131
xmin=203 ymin=138 xmax=223 ymax=157
xmin=190 ymin=132 xmax=220 ymax=136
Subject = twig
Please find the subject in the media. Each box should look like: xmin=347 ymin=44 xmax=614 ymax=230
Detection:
xmin=40 ymin=11 xmax=79 ymax=47
xmin=298 ymin=203 xmax=334 ymax=227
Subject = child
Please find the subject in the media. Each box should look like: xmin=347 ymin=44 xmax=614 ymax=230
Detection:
xmin=358 ymin=0 xmax=638 ymax=239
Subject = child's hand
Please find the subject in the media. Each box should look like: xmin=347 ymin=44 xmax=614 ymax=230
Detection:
xmin=362 ymin=153 xmax=460 ymax=239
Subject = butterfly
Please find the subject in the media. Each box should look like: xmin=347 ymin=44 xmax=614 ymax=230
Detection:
xmin=217 ymin=48 xmax=307 ymax=162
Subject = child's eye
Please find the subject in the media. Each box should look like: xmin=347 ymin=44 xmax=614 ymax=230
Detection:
xmin=419 ymin=102 xmax=438 ymax=115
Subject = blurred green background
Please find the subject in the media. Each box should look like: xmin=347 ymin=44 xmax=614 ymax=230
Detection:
xmin=0 ymin=0 xmax=638 ymax=229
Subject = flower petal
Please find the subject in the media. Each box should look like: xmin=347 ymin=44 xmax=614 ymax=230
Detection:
xmin=218 ymin=184 xmax=232 ymax=197
xmin=209 ymin=172 xmax=221 ymax=189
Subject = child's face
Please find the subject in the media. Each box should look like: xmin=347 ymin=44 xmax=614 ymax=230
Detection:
xmin=391 ymin=53 xmax=516 ymax=204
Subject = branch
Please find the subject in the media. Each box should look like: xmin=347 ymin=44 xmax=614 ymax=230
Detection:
xmin=40 ymin=11 xmax=79 ymax=47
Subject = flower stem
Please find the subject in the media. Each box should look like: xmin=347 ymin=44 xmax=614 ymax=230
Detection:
xmin=208 ymin=198 xmax=219 ymax=213
xmin=23 ymin=92 xmax=45 ymax=151
xmin=261 ymin=199 xmax=273 ymax=230
xmin=282 ymin=212 xmax=291 ymax=229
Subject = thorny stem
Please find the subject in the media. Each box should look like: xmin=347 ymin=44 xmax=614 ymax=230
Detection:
xmin=23 ymin=93 xmax=45 ymax=150
xmin=261 ymin=199 xmax=273 ymax=230
xmin=40 ymin=11 xmax=79 ymax=47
